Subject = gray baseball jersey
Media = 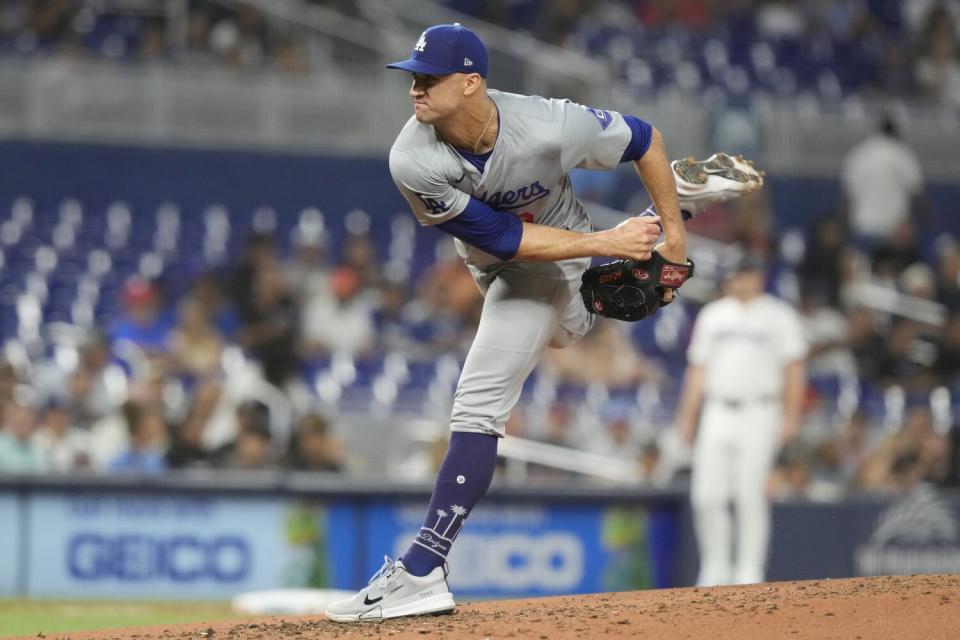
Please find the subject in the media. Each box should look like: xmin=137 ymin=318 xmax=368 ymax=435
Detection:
xmin=389 ymin=90 xmax=634 ymax=282
xmin=389 ymin=90 xmax=636 ymax=437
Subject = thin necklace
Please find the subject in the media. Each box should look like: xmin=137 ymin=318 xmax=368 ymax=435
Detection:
xmin=473 ymin=102 xmax=495 ymax=154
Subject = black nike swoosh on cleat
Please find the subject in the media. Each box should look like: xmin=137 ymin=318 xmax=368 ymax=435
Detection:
xmin=363 ymin=585 xmax=402 ymax=606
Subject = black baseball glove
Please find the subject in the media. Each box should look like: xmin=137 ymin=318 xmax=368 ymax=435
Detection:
xmin=580 ymin=251 xmax=695 ymax=322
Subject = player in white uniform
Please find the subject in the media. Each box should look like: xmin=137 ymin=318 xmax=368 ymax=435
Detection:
xmin=676 ymin=254 xmax=807 ymax=586
xmin=326 ymin=23 xmax=762 ymax=622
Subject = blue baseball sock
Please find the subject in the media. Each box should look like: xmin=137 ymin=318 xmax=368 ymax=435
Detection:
xmin=401 ymin=431 xmax=498 ymax=577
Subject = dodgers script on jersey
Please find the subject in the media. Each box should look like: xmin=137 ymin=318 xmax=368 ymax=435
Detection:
xmin=389 ymin=90 xmax=634 ymax=280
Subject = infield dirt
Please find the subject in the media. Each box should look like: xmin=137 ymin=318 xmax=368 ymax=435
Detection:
xmin=18 ymin=574 xmax=960 ymax=640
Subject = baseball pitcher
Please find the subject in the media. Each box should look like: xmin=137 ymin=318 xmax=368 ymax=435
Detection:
xmin=326 ymin=23 xmax=762 ymax=622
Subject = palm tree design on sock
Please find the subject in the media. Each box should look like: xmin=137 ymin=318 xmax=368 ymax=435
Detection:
xmin=432 ymin=509 xmax=448 ymax=531
xmin=442 ymin=504 xmax=469 ymax=538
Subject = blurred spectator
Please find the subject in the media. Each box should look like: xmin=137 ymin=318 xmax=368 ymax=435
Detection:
xmin=109 ymin=278 xmax=175 ymax=355
xmin=840 ymin=116 xmax=925 ymax=247
xmin=28 ymin=0 xmax=75 ymax=47
xmin=588 ymin=400 xmax=642 ymax=462
xmin=66 ymin=334 xmax=121 ymax=427
xmin=213 ymin=400 xmax=275 ymax=469
xmin=898 ymin=262 xmax=938 ymax=300
xmin=285 ymin=227 xmax=331 ymax=304
xmin=219 ymin=419 xmax=274 ymax=469
xmin=548 ymin=319 xmax=660 ymax=389
xmin=32 ymin=398 xmax=92 ymax=473
xmin=903 ymin=0 xmax=960 ymax=37
xmin=0 ymin=360 xmax=23 ymax=409
xmin=538 ymin=399 xmax=576 ymax=448
xmin=846 ymin=306 xmax=885 ymax=381
xmin=637 ymin=441 xmax=664 ymax=485
xmin=375 ymin=281 xmax=417 ymax=352
xmin=798 ymin=285 xmax=856 ymax=378
xmin=0 ymin=401 xmax=48 ymax=473
xmin=857 ymin=406 xmax=947 ymax=492
xmin=238 ymin=264 xmax=300 ymax=387
xmin=935 ymin=237 xmax=960 ymax=309
xmin=301 ymin=267 xmax=375 ymax=358
xmin=799 ymin=216 xmax=848 ymax=307
xmin=869 ymin=220 xmax=924 ymax=287
xmin=288 ymin=412 xmax=345 ymax=472
xmin=137 ymin=21 xmax=166 ymax=61
xmin=168 ymin=298 xmax=224 ymax=379
xmin=834 ymin=410 xmax=876 ymax=483
xmin=730 ymin=191 xmax=773 ymax=257
xmin=341 ymin=234 xmax=380 ymax=291
xmin=106 ymin=402 xmax=168 ymax=475
xmin=770 ymin=443 xmax=814 ymax=500
xmin=874 ymin=319 xmax=937 ymax=390
xmin=231 ymin=232 xmax=278 ymax=318
xmin=755 ymin=0 xmax=808 ymax=38
xmin=872 ymin=42 xmax=920 ymax=96
xmin=914 ymin=22 xmax=960 ymax=106
xmin=208 ymin=6 xmax=268 ymax=67
xmin=539 ymin=0 xmax=591 ymax=45
xmin=933 ymin=312 xmax=960 ymax=385
xmin=273 ymin=36 xmax=310 ymax=73
xmin=186 ymin=7 xmax=214 ymax=59
xmin=190 ymin=271 xmax=241 ymax=339
xmin=401 ymin=255 xmax=479 ymax=355
xmin=166 ymin=381 xmax=222 ymax=469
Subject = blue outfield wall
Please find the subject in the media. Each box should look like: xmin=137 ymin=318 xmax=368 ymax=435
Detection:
xmin=673 ymin=484 xmax=960 ymax=585
xmin=0 ymin=479 xmax=683 ymax=600
xmin=3 ymin=478 xmax=960 ymax=600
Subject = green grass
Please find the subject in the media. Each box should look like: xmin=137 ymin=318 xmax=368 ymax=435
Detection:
xmin=0 ymin=600 xmax=238 ymax=638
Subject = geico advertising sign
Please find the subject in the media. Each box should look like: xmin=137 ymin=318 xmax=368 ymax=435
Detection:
xmin=376 ymin=502 xmax=652 ymax=596
xmin=24 ymin=494 xmax=291 ymax=598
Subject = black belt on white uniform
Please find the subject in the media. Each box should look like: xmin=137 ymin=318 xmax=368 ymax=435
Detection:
xmin=710 ymin=394 xmax=780 ymax=410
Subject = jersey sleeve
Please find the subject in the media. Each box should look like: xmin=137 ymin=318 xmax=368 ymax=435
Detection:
xmin=389 ymin=146 xmax=471 ymax=226
xmin=557 ymin=100 xmax=634 ymax=172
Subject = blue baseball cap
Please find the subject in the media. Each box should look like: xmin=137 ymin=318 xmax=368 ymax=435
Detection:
xmin=386 ymin=23 xmax=488 ymax=78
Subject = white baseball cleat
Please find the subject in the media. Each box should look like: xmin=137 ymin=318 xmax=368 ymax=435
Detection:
xmin=672 ymin=152 xmax=765 ymax=217
xmin=324 ymin=556 xmax=455 ymax=623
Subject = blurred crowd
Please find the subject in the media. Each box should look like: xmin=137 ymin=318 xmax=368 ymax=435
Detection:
xmin=0 ymin=125 xmax=958 ymax=497
xmin=0 ymin=0 xmax=352 ymax=72
xmin=455 ymin=0 xmax=960 ymax=107
xmin=0 ymin=219 xmax=488 ymax=478
xmin=0 ymin=1 xmax=959 ymax=497
xmin=2 ymin=1 xmax=959 ymax=106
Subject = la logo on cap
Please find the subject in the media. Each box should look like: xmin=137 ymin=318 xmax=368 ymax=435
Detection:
xmin=414 ymin=32 xmax=427 ymax=52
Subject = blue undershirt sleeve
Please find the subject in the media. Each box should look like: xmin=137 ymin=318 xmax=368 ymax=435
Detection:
xmin=435 ymin=197 xmax=524 ymax=262
xmin=619 ymin=115 xmax=654 ymax=163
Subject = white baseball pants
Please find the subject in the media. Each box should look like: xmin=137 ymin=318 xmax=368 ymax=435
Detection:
xmin=691 ymin=400 xmax=781 ymax=586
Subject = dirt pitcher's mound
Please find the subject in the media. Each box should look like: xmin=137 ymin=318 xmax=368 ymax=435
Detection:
xmin=47 ymin=574 xmax=960 ymax=640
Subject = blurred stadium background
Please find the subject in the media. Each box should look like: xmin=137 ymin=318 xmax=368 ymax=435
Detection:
xmin=1 ymin=0 xmax=960 ymax=624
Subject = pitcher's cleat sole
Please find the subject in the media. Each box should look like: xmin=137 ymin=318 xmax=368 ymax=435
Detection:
xmin=673 ymin=152 xmax=764 ymax=189
xmin=672 ymin=152 xmax=765 ymax=216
